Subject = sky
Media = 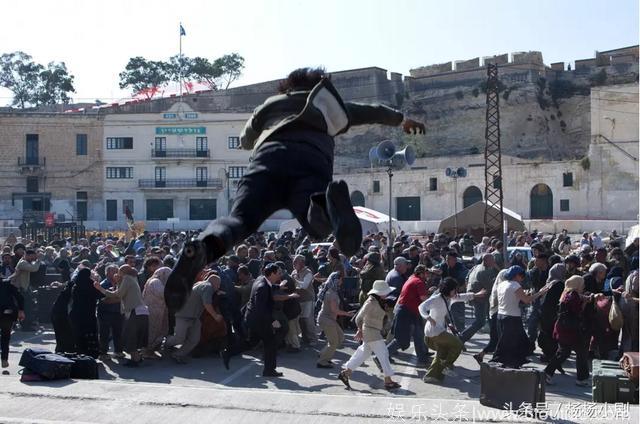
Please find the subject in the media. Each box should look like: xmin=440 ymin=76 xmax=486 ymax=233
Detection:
xmin=0 ymin=0 xmax=638 ymax=105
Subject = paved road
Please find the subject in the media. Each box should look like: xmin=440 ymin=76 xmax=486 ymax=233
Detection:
xmin=0 ymin=326 xmax=636 ymax=423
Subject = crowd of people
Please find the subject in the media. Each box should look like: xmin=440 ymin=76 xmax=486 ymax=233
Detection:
xmin=0 ymin=227 xmax=637 ymax=391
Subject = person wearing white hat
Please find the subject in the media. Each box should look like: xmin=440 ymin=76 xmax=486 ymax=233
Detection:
xmin=338 ymin=280 xmax=401 ymax=391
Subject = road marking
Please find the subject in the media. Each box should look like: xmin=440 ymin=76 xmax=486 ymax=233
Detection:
xmin=219 ymin=359 xmax=257 ymax=385
xmin=397 ymin=347 xmax=417 ymax=392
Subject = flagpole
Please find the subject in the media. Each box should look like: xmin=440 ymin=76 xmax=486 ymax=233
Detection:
xmin=179 ymin=22 xmax=183 ymax=100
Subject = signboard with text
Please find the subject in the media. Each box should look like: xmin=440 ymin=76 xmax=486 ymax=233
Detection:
xmin=155 ymin=127 xmax=206 ymax=135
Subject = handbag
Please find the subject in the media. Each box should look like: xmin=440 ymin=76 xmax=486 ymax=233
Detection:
xmin=608 ymin=296 xmax=624 ymax=331
xmin=442 ymin=294 xmax=461 ymax=337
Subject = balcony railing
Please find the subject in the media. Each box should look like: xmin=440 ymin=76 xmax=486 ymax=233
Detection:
xmin=18 ymin=157 xmax=46 ymax=167
xmin=151 ymin=149 xmax=210 ymax=158
xmin=138 ymin=178 xmax=223 ymax=189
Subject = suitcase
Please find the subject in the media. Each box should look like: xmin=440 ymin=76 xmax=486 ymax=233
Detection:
xmin=620 ymin=352 xmax=639 ymax=383
xmin=480 ymin=363 xmax=545 ymax=410
xmin=19 ymin=348 xmax=73 ymax=380
xmin=592 ymin=359 xmax=639 ymax=404
xmin=63 ymin=353 xmax=99 ymax=379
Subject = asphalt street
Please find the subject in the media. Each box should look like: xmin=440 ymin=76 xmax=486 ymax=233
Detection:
xmin=0 ymin=322 xmax=637 ymax=423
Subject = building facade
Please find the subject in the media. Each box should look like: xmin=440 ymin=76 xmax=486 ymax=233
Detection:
xmin=0 ymin=113 xmax=104 ymax=232
xmin=100 ymin=103 xmax=252 ymax=231
xmin=337 ymin=83 xmax=639 ymax=234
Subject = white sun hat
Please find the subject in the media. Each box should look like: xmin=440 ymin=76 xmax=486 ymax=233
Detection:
xmin=368 ymin=280 xmax=396 ymax=296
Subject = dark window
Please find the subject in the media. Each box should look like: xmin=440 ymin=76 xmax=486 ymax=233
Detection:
xmin=26 ymin=177 xmax=38 ymax=193
xmin=106 ymin=200 xmax=117 ymax=221
xmin=560 ymin=199 xmax=570 ymax=211
xmin=106 ymin=137 xmax=133 ymax=149
xmin=76 ymin=191 xmax=88 ymax=200
xmin=350 ymin=191 xmax=365 ymax=207
xmin=154 ymin=137 xmax=166 ymax=152
xmin=146 ymin=199 xmax=173 ymax=220
xmin=373 ymin=180 xmax=380 ymax=193
xmin=26 ymin=134 xmax=39 ymax=163
xmin=122 ymin=199 xmax=134 ymax=215
xmin=106 ymin=167 xmax=133 ymax=179
xmin=530 ymin=184 xmax=554 ymax=219
xmin=76 ymin=191 xmax=88 ymax=221
xmin=76 ymin=134 xmax=88 ymax=155
xmin=155 ymin=167 xmax=166 ymax=181
xmin=463 ymin=186 xmax=483 ymax=209
xmin=396 ymin=197 xmax=421 ymax=221
xmin=563 ymin=172 xmax=573 ymax=187
xmin=196 ymin=137 xmax=208 ymax=151
xmin=228 ymin=136 xmax=240 ymax=149
xmin=228 ymin=166 xmax=246 ymax=179
xmin=190 ymin=199 xmax=217 ymax=220
xmin=196 ymin=167 xmax=208 ymax=181
xmin=429 ymin=177 xmax=437 ymax=191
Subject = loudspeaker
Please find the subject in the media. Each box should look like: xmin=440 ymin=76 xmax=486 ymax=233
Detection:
xmin=375 ymin=140 xmax=396 ymax=161
xmin=391 ymin=146 xmax=415 ymax=168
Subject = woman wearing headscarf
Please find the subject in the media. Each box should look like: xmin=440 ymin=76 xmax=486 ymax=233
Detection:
xmin=490 ymin=266 xmax=551 ymax=368
xmin=316 ymin=271 xmax=354 ymax=368
xmin=142 ymin=266 xmax=172 ymax=357
xmin=590 ymin=265 xmax=623 ymax=359
xmin=538 ymin=263 xmax=567 ymax=363
xmin=544 ymin=275 xmax=602 ymax=386
xmin=338 ymin=280 xmax=400 ymax=391
xmin=69 ymin=267 xmax=102 ymax=358
xmin=93 ymin=265 xmax=149 ymax=366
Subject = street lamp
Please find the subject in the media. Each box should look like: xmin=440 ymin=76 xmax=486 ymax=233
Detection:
xmin=445 ymin=167 xmax=467 ymax=238
xmin=369 ymin=141 xmax=415 ymax=270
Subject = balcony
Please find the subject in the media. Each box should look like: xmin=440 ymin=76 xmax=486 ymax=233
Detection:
xmin=18 ymin=157 xmax=46 ymax=173
xmin=138 ymin=178 xmax=223 ymax=190
xmin=151 ymin=149 xmax=210 ymax=159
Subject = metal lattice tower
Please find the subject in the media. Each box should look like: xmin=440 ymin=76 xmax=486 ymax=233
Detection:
xmin=483 ymin=63 xmax=504 ymax=237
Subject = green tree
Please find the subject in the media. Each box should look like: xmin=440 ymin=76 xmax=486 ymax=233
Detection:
xmin=0 ymin=51 xmax=43 ymax=108
xmin=35 ymin=61 xmax=75 ymax=105
xmin=213 ymin=53 xmax=245 ymax=89
xmin=190 ymin=56 xmax=223 ymax=90
xmin=118 ymin=56 xmax=169 ymax=99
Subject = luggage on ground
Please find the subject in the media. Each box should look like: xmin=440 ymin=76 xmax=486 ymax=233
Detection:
xmin=19 ymin=348 xmax=73 ymax=380
xmin=619 ymin=352 xmax=639 ymax=383
xmin=480 ymin=363 xmax=545 ymax=410
xmin=592 ymin=359 xmax=639 ymax=404
xmin=63 ymin=353 xmax=99 ymax=379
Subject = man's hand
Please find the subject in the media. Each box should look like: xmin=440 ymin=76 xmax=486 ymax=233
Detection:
xmin=93 ymin=281 xmax=103 ymax=292
xmin=354 ymin=329 xmax=363 ymax=342
xmin=402 ymin=119 xmax=426 ymax=135
xmin=475 ymin=288 xmax=488 ymax=298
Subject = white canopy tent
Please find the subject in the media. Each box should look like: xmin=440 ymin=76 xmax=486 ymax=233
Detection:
xmin=278 ymin=206 xmax=401 ymax=237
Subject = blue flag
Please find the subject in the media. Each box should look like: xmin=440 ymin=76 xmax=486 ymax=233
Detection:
xmin=180 ymin=24 xmax=186 ymax=36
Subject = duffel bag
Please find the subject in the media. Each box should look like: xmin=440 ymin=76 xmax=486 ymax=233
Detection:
xmin=19 ymin=349 xmax=73 ymax=380
xmin=63 ymin=353 xmax=99 ymax=379
xmin=620 ymin=352 xmax=640 ymax=384
xmin=480 ymin=363 xmax=545 ymax=410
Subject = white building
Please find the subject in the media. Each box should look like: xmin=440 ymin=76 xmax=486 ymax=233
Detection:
xmin=337 ymin=83 xmax=639 ymax=235
xmin=100 ymin=103 xmax=252 ymax=231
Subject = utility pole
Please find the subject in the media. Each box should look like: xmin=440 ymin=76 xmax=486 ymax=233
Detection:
xmin=483 ymin=63 xmax=504 ymax=238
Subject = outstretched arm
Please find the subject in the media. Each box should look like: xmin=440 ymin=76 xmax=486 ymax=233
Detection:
xmin=345 ymin=102 xmax=425 ymax=134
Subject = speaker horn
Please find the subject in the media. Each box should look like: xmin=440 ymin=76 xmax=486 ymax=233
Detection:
xmin=393 ymin=145 xmax=416 ymax=167
xmin=375 ymin=140 xmax=396 ymax=161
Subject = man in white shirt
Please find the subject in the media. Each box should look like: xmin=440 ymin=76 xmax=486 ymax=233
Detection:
xmin=292 ymin=255 xmax=316 ymax=344
xmin=419 ymin=277 xmax=486 ymax=384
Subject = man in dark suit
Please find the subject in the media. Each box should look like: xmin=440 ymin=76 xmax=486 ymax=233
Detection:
xmin=245 ymin=263 xmax=299 ymax=377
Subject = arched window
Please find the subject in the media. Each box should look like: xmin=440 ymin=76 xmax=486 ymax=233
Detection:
xmin=350 ymin=190 xmax=365 ymax=207
xmin=530 ymin=184 xmax=553 ymax=219
xmin=462 ymin=186 xmax=483 ymax=209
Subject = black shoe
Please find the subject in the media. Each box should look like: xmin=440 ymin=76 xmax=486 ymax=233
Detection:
xmin=317 ymin=362 xmax=333 ymax=369
xmin=338 ymin=370 xmax=351 ymax=390
xmin=325 ymin=181 xmax=362 ymax=257
xmin=165 ymin=239 xmax=212 ymax=311
xmin=557 ymin=365 xmax=566 ymax=375
xmin=221 ymin=349 xmax=231 ymax=370
xmin=307 ymin=192 xmax=333 ymax=240
xmin=262 ymin=370 xmax=283 ymax=378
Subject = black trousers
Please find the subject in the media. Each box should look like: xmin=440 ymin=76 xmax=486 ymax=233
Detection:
xmin=0 ymin=315 xmax=15 ymax=361
xmin=545 ymin=340 xmax=589 ymax=380
xmin=200 ymin=142 xmax=332 ymax=256
xmin=491 ymin=315 xmax=530 ymax=368
xmin=481 ymin=313 xmax=499 ymax=354
xmin=98 ymin=312 xmax=124 ymax=354
xmin=249 ymin=322 xmax=278 ymax=373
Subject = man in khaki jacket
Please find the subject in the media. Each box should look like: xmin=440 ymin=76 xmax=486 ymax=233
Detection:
xmin=11 ymin=249 xmax=41 ymax=331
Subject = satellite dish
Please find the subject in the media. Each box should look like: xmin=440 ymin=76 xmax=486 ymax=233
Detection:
xmin=457 ymin=167 xmax=467 ymax=178
xmin=376 ymin=140 xmax=396 ymax=161
xmin=445 ymin=167 xmax=452 ymax=177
